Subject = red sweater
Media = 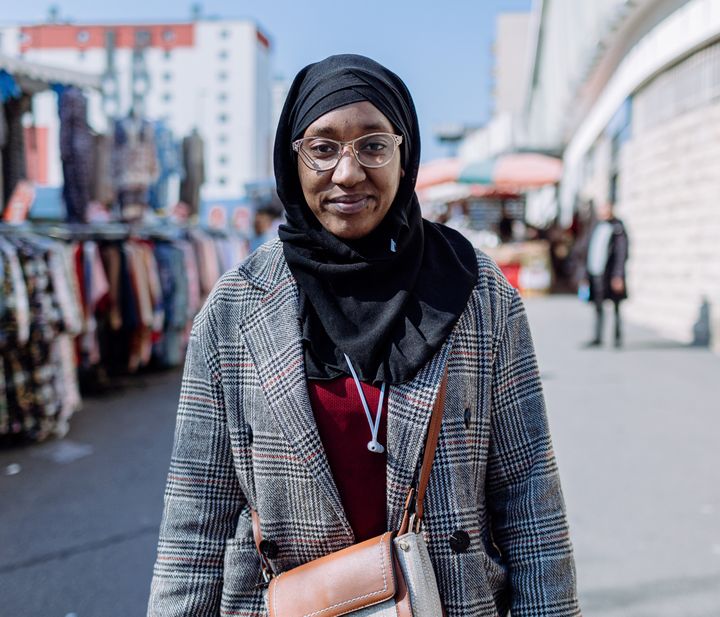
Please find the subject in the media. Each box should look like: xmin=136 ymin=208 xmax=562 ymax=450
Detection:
xmin=307 ymin=377 xmax=387 ymax=542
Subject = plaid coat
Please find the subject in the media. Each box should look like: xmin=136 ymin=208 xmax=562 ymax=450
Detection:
xmin=148 ymin=239 xmax=581 ymax=617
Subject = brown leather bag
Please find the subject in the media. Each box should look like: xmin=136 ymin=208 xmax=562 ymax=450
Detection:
xmin=251 ymin=373 xmax=448 ymax=617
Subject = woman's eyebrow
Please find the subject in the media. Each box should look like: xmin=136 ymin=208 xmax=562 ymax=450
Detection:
xmin=306 ymin=122 xmax=390 ymax=137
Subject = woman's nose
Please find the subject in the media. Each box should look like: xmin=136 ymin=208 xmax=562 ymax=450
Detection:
xmin=331 ymin=149 xmax=366 ymax=186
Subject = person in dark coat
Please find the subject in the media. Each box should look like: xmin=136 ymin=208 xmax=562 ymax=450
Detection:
xmin=582 ymin=199 xmax=629 ymax=347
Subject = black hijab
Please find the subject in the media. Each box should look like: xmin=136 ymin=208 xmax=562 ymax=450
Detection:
xmin=275 ymin=54 xmax=477 ymax=385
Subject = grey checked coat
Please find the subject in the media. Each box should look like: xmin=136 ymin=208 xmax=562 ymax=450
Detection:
xmin=148 ymin=239 xmax=581 ymax=617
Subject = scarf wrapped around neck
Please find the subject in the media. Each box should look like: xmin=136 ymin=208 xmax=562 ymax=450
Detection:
xmin=275 ymin=54 xmax=477 ymax=385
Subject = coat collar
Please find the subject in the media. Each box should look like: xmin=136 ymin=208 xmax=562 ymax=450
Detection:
xmin=238 ymin=241 xmax=453 ymax=540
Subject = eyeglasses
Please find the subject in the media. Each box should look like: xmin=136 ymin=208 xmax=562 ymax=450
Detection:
xmin=292 ymin=132 xmax=403 ymax=171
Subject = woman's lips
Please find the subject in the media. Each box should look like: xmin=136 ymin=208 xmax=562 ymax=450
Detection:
xmin=326 ymin=196 xmax=370 ymax=215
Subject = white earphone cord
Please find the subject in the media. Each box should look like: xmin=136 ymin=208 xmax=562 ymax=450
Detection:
xmin=344 ymin=353 xmax=386 ymax=453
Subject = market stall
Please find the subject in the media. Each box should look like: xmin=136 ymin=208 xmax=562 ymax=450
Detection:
xmin=417 ymin=152 xmax=562 ymax=296
xmin=0 ymin=56 xmax=245 ymax=446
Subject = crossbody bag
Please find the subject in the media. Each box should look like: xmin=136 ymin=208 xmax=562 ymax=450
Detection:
xmin=251 ymin=372 xmax=448 ymax=617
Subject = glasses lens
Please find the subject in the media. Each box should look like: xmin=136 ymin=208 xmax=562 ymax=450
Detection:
xmin=300 ymin=138 xmax=340 ymax=170
xmin=355 ymin=134 xmax=397 ymax=168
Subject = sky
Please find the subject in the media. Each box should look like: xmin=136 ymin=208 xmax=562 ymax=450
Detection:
xmin=2 ymin=0 xmax=533 ymax=162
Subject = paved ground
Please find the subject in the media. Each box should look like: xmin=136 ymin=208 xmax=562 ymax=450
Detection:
xmin=530 ymin=297 xmax=720 ymax=617
xmin=1 ymin=295 xmax=719 ymax=616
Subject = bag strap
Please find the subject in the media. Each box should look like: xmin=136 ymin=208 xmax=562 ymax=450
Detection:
xmin=399 ymin=367 xmax=449 ymax=535
xmin=251 ymin=508 xmax=274 ymax=583
xmin=250 ymin=366 xmax=449 ymax=576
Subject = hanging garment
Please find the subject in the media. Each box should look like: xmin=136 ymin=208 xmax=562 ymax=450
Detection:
xmin=149 ymin=121 xmax=181 ymax=211
xmin=179 ymin=130 xmax=205 ymax=214
xmin=153 ymin=241 xmax=190 ymax=367
xmin=112 ymin=116 xmax=159 ymax=191
xmin=99 ymin=243 xmax=123 ymax=332
xmin=1 ymin=94 xmax=31 ymax=207
xmin=189 ymin=230 xmax=221 ymax=297
xmin=179 ymin=240 xmax=201 ymax=319
xmin=0 ymin=103 xmax=7 ymax=209
xmin=0 ymin=236 xmax=31 ymax=346
xmin=0 ymin=234 xmax=84 ymax=443
xmin=91 ymin=133 xmax=115 ymax=206
xmin=47 ymin=245 xmax=83 ymax=336
xmin=52 ymin=333 xmax=82 ymax=437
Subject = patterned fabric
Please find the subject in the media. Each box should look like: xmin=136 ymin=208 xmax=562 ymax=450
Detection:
xmin=1 ymin=94 xmax=30 ymax=206
xmin=148 ymin=239 xmax=580 ymax=617
xmin=0 ymin=236 xmax=66 ymax=441
xmin=112 ymin=117 xmax=159 ymax=191
xmin=59 ymin=87 xmax=93 ymax=223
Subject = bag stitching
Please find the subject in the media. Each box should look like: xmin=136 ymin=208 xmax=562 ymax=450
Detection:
xmin=290 ymin=532 xmax=392 ymax=617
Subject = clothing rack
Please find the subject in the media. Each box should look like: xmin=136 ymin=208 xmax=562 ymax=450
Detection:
xmin=0 ymin=220 xmax=251 ymax=446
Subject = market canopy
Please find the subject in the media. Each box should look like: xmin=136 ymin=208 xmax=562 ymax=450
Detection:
xmin=415 ymin=158 xmax=463 ymax=190
xmin=417 ymin=153 xmax=562 ymax=193
xmin=0 ymin=53 xmax=102 ymax=92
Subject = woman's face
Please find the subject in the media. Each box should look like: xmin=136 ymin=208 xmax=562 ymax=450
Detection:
xmin=297 ymin=101 xmax=403 ymax=240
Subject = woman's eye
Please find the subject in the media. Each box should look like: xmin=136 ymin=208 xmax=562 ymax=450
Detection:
xmin=360 ymin=140 xmax=388 ymax=152
xmin=308 ymin=141 xmax=338 ymax=157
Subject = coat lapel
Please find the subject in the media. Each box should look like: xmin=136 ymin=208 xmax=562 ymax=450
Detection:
xmin=237 ymin=260 xmax=354 ymax=540
xmin=237 ymin=243 xmax=456 ymax=538
xmin=385 ymin=335 xmax=454 ymax=531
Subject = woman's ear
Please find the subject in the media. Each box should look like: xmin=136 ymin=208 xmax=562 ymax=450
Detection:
xmin=400 ymin=168 xmax=405 ymax=178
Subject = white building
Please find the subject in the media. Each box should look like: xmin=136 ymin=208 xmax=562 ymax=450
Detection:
xmin=458 ymin=12 xmax=532 ymax=163
xmin=524 ymin=0 xmax=720 ymax=350
xmin=0 ymin=17 xmax=273 ymax=202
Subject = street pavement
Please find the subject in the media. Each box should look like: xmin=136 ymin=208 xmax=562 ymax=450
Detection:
xmin=0 ymin=295 xmax=719 ymax=616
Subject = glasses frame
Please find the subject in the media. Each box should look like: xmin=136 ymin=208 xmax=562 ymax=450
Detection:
xmin=292 ymin=132 xmax=403 ymax=171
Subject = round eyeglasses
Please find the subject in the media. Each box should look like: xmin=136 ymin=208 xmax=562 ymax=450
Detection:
xmin=292 ymin=132 xmax=403 ymax=171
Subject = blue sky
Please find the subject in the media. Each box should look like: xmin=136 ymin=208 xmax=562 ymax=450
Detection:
xmin=3 ymin=0 xmax=533 ymax=161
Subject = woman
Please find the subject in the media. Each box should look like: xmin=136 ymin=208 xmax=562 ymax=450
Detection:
xmin=148 ymin=54 xmax=580 ymax=617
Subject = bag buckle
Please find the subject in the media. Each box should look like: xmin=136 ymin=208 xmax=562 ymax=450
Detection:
xmin=409 ymin=513 xmax=422 ymax=534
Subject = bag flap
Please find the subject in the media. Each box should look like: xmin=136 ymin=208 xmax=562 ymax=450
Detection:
xmin=267 ymin=531 xmax=397 ymax=617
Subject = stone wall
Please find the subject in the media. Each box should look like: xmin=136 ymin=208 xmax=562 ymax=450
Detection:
xmin=620 ymin=101 xmax=720 ymax=349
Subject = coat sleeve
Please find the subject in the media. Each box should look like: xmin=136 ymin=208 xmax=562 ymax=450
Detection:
xmin=486 ymin=291 xmax=581 ymax=616
xmin=147 ymin=315 xmax=246 ymax=616
xmin=610 ymin=222 xmax=629 ymax=280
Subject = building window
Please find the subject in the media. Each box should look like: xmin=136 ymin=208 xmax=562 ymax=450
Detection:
xmin=162 ymin=71 xmax=172 ymax=82
xmin=218 ymin=113 xmax=229 ymax=124
xmin=162 ymin=29 xmax=175 ymax=42
xmin=77 ymin=30 xmax=90 ymax=44
xmin=220 ymin=29 xmax=231 ymax=39
xmin=164 ymin=49 xmax=172 ymax=60
xmin=135 ymin=30 xmax=151 ymax=46
xmin=218 ymin=134 xmax=228 ymax=144
xmin=218 ymin=71 xmax=228 ymax=81
xmin=162 ymin=92 xmax=172 ymax=103
xmin=634 ymin=40 xmax=720 ymax=135
xmin=218 ymin=176 xmax=227 ymax=185
xmin=78 ymin=49 xmax=86 ymax=61
xmin=219 ymin=155 xmax=229 ymax=166
xmin=218 ymin=92 xmax=228 ymax=103
xmin=218 ymin=49 xmax=229 ymax=60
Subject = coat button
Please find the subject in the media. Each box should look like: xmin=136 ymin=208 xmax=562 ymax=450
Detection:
xmin=449 ymin=530 xmax=470 ymax=553
xmin=259 ymin=539 xmax=279 ymax=559
xmin=463 ymin=407 xmax=472 ymax=429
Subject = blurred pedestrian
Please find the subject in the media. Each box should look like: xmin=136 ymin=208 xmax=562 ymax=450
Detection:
xmin=581 ymin=199 xmax=629 ymax=347
xmin=148 ymin=54 xmax=580 ymax=617
xmin=249 ymin=203 xmax=279 ymax=251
